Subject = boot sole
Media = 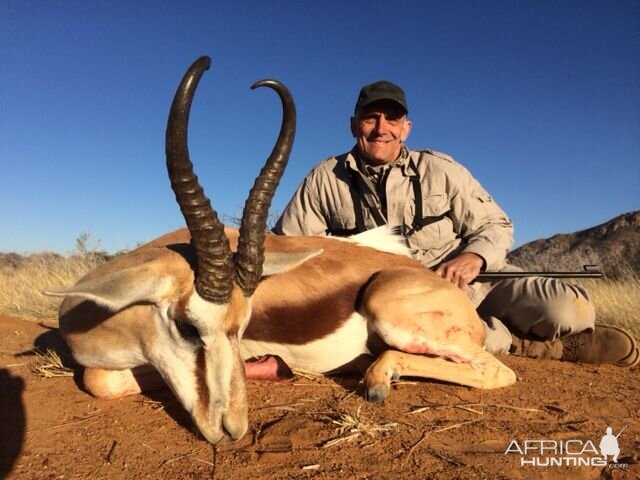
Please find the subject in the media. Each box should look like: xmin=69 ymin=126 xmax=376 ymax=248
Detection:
xmin=595 ymin=323 xmax=640 ymax=368
xmin=616 ymin=345 xmax=640 ymax=368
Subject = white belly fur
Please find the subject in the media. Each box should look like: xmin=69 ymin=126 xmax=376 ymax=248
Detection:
xmin=240 ymin=312 xmax=370 ymax=373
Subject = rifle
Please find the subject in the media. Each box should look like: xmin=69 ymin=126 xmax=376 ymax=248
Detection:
xmin=615 ymin=425 xmax=627 ymax=439
xmin=475 ymin=265 xmax=603 ymax=281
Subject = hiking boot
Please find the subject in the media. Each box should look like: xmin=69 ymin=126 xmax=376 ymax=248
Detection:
xmin=510 ymin=324 xmax=639 ymax=367
xmin=561 ymin=324 xmax=639 ymax=367
xmin=510 ymin=336 xmax=564 ymax=360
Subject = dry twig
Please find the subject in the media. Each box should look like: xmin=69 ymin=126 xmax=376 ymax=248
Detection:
xmin=139 ymin=398 xmax=167 ymax=413
xmin=426 ymin=448 xmax=463 ymax=467
xmin=406 ymin=431 xmax=430 ymax=459
xmin=405 ymin=419 xmax=478 ymax=463
xmin=106 ymin=440 xmax=117 ymax=464
xmin=162 ymin=449 xmax=202 ymax=465
xmin=29 ymin=348 xmax=73 ymax=378
xmin=432 ymin=419 xmax=480 ymax=433
xmin=407 ymin=402 xmax=542 ymax=415
xmin=256 ymin=399 xmax=315 ymax=411
xmin=26 ymin=411 xmax=103 ymax=433
xmin=318 ymin=404 xmax=397 ymax=448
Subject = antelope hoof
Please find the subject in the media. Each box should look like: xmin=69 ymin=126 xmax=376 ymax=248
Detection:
xmin=366 ymin=370 xmax=400 ymax=402
xmin=364 ymin=358 xmax=396 ymax=403
xmin=366 ymin=383 xmax=390 ymax=404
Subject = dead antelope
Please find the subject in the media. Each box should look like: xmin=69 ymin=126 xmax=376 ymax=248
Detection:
xmin=46 ymin=56 xmax=516 ymax=445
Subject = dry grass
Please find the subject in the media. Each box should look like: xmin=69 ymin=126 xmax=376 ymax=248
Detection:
xmin=0 ymin=246 xmax=638 ymax=339
xmin=317 ymin=404 xmax=398 ymax=448
xmin=29 ymin=348 xmax=74 ymax=378
xmin=575 ymin=267 xmax=640 ymax=337
xmin=0 ymin=252 xmax=105 ymax=320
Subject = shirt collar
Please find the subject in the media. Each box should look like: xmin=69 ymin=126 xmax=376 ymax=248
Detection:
xmin=347 ymin=145 xmax=411 ymax=176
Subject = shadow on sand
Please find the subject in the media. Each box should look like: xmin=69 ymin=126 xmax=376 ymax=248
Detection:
xmin=0 ymin=368 xmax=25 ymax=479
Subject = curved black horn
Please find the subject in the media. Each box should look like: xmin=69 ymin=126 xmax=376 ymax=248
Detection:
xmin=166 ymin=56 xmax=233 ymax=304
xmin=234 ymin=80 xmax=296 ymax=296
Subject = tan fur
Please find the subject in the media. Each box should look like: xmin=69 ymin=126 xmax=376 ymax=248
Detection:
xmin=225 ymin=286 xmax=250 ymax=336
xmin=361 ymin=267 xmax=486 ymax=350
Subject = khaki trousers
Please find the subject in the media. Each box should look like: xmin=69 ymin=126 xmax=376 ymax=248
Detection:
xmin=465 ymin=265 xmax=596 ymax=355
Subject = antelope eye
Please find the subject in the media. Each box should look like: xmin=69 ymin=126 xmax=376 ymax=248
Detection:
xmin=175 ymin=319 xmax=202 ymax=343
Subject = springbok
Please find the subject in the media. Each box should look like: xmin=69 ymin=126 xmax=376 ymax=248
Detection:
xmin=46 ymin=56 xmax=516 ymax=445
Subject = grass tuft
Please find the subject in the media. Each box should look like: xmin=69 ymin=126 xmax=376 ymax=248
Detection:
xmin=317 ymin=404 xmax=397 ymax=448
xmin=29 ymin=348 xmax=74 ymax=378
xmin=574 ymin=268 xmax=640 ymax=337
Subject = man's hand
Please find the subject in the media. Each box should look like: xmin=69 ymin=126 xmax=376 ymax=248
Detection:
xmin=435 ymin=252 xmax=484 ymax=290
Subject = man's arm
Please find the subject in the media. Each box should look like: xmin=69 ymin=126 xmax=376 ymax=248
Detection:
xmin=436 ymin=161 xmax=513 ymax=288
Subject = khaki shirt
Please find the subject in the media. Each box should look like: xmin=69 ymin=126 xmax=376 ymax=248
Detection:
xmin=274 ymin=147 xmax=513 ymax=272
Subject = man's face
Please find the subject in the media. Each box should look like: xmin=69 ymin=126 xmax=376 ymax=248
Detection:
xmin=351 ymin=100 xmax=412 ymax=166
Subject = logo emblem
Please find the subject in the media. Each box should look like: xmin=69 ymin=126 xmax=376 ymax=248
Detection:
xmin=599 ymin=425 xmax=626 ymax=463
xmin=505 ymin=425 xmax=628 ymax=468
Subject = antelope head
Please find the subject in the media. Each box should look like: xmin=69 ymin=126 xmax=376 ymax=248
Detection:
xmin=162 ymin=56 xmax=295 ymax=443
xmin=46 ymin=56 xmax=296 ymax=444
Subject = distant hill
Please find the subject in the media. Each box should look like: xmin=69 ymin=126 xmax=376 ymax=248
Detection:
xmin=508 ymin=211 xmax=640 ymax=277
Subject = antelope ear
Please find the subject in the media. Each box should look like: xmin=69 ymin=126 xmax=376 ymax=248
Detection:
xmin=43 ymin=263 xmax=176 ymax=312
xmin=262 ymin=250 xmax=322 ymax=277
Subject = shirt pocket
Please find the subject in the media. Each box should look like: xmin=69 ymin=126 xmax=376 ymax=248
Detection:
xmin=407 ymin=193 xmax=452 ymax=246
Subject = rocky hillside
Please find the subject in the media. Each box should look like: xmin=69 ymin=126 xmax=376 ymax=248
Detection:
xmin=507 ymin=211 xmax=640 ymax=277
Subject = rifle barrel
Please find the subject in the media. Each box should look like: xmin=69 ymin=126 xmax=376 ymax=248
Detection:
xmin=615 ymin=425 xmax=628 ymax=438
xmin=475 ymin=271 xmax=603 ymax=280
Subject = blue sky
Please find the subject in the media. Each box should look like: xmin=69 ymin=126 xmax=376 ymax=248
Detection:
xmin=1 ymin=1 xmax=638 ymax=254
